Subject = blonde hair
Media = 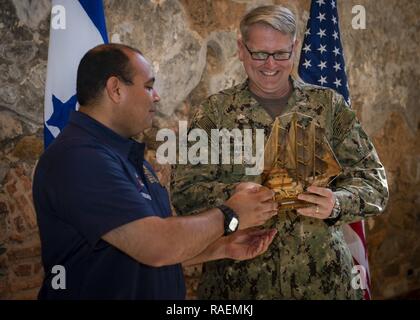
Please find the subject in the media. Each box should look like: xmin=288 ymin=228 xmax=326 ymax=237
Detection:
xmin=240 ymin=5 xmax=297 ymax=42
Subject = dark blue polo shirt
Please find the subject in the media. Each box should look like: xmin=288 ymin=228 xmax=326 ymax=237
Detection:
xmin=33 ymin=111 xmax=185 ymax=299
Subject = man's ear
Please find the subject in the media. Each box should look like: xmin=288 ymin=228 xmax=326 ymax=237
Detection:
xmin=105 ymin=76 xmax=122 ymax=104
xmin=237 ymin=38 xmax=245 ymax=62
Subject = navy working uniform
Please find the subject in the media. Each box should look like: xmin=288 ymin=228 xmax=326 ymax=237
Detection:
xmin=171 ymin=78 xmax=388 ymax=299
xmin=33 ymin=111 xmax=185 ymax=299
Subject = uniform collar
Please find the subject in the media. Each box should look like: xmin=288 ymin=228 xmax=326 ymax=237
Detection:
xmin=230 ymin=77 xmax=305 ymax=125
xmin=239 ymin=76 xmax=311 ymax=112
xmin=69 ymin=111 xmax=145 ymax=163
xmin=240 ymin=76 xmax=305 ymax=96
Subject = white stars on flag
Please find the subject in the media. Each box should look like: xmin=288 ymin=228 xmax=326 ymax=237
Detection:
xmin=317 ymin=44 xmax=327 ymax=54
xmin=318 ymin=76 xmax=328 ymax=85
xmin=298 ymin=0 xmax=350 ymax=104
xmin=303 ymin=59 xmax=312 ymax=69
xmin=316 ymin=12 xmax=326 ymax=22
xmin=317 ymin=28 xmax=327 ymax=38
xmin=318 ymin=60 xmax=327 ymax=70
xmin=333 ymin=78 xmax=342 ymax=88
xmin=333 ymin=62 xmax=341 ymax=72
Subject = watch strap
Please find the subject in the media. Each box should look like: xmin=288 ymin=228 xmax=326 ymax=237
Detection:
xmin=217 ymin=204 xmax=239 ymax=236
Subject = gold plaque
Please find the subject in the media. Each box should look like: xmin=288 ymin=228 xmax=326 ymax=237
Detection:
xmin=262 ymin=112 xmax=342 ymax=211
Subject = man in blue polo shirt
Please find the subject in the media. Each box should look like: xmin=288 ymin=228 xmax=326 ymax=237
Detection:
xmin=33 ymin=43 xmax=278 ymax=299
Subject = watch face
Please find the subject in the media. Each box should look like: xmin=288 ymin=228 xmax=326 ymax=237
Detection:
xmin=229 ymin=217 xmax=239 ymax=231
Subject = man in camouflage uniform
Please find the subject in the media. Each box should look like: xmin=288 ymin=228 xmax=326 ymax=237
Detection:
xmin=171 ymin=5 xmax=388 ymax=299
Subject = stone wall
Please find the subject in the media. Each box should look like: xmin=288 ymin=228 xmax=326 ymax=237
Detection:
xmin=0 ymin=0 xmax=419 ymax=299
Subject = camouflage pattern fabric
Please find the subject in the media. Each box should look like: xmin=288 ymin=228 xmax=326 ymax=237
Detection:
xmin=170 ymin=78 xmax=389 ymax=300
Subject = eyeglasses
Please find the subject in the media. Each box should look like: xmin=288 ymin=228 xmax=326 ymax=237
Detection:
xmin=243 ymin=43 xmax=294 ymax=61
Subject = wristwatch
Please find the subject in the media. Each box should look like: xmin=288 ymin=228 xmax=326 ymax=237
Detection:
xmin=217 ymin=204 xmax=239 ymax=236
xmin=330 ymin=196 xmax=341 ymax=219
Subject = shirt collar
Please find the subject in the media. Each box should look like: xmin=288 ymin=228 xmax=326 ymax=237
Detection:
xmin=241 ymin=76 xmax=309 ymax=107
xmin=69 ymin=111 xmax=145 ymax=163
xmin=241 ymin=76 xmax=302 ymax=93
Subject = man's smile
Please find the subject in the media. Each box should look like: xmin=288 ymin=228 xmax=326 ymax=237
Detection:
xmin=260 ymin=70 xmax=279 ymax=77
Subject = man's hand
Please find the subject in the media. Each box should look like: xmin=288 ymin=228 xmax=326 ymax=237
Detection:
xmin=225 ymin=183 xmax=277 ymax=229
xmin=182 ymin=227 xmax=278 ymax=266
xmin=222 ymin=228 xmax=277 ymax=261
xmin=296 ymin=185 xmax=335 ymax=219
xmin=233 ymin=182 xmax=261 ymax=193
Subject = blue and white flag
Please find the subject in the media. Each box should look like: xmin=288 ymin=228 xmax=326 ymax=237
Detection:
xmin=298 ymin=0 xmax=371 ymax=299
xmin=298 ymin=0 xmax=349 ymax=104
xmin=44 ymin=0 xmax=108 ymax=147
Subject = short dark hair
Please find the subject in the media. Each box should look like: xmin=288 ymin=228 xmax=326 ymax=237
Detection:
xmin=76 ymin=43 xmax=143 ymax=106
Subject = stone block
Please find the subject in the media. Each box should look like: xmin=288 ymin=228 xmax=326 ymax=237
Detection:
xmin=13 ymin=263 xmax=32 ymax=277
xmin=0 ymin=111 xmax=23 ymax=141
xmin=12 ymin=136 xmax=43 ymax=162
xmin=6 ymin=245 xmax=41 ymax=262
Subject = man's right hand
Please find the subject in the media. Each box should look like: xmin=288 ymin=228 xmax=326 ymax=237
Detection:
xmin=224 ymin=183 xmax=278 ymax=229
xmin=233 ymin=181 xmax=261 ymax=193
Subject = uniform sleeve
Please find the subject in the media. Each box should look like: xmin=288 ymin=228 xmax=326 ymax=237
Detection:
xmin=170 ymin=97 xmax=237 ymax=216
xmin=327 ymin=92 xmax=389 ymax=225
xmin=51 ymin=144 xmax=156 ymax=247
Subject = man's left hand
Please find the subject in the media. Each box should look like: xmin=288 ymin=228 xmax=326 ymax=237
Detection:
xmin=296 ymin=185 xmax=335 ymax=219
xmin=223 ymin=228 xmax=277 ymax=261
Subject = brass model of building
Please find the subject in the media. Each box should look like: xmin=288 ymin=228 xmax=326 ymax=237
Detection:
xmin=262 ymin=112 xmax=342 ymax=211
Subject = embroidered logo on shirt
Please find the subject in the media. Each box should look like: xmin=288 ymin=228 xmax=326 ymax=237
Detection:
xmin=143 ymin=165 xmax=159 ymax=184
xmin=140 ymin=192 xmax=152 ymax=200
xmin=135 ymin=173 xmax=145 ymax=187
xmin=135 ymin=173 xmax=152 ymax=200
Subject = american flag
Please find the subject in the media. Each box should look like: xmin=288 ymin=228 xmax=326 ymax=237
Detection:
xmin=298 ymin=0 xmax=371 ymax=299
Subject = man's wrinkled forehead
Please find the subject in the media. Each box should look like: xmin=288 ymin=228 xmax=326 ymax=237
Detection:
xmin=245 ymin=24 xmax=294 ymax=47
